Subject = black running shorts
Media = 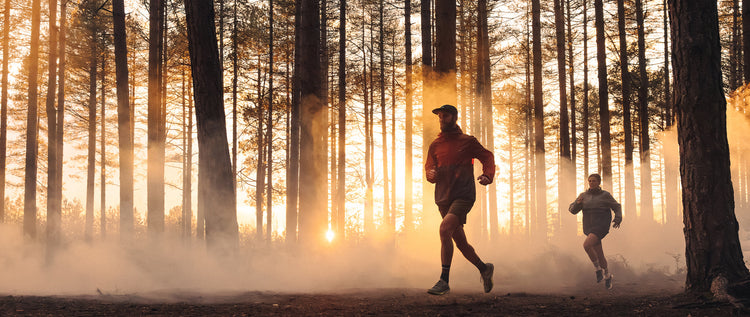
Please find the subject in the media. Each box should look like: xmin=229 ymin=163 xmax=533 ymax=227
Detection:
xmin=438 ymin=199 xmax=474 ymax=225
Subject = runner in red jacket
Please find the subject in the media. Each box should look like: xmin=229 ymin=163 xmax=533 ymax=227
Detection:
xmin=425 ymin=104 xmax=496 ymax=296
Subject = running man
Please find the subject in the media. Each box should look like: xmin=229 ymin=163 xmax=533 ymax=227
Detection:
xmin=425 ymin=104 xmax=495 ymax=296
xmin=569 ymin=173 xmax=622 ymax=290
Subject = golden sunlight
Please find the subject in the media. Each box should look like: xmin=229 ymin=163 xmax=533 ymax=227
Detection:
xmin=326 ymin=228 xmax=335 ymax=243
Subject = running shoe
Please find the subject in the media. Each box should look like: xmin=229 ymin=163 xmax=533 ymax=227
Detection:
xmin=481 ymin=263 xmax=494 ymax=293
xmin=427 ymin=279 xmax=450 ymax=295
xmin=604 ymin=273 xmax=613 ymax=290
xmin=595 ymin=269 xmax=604 ymax=283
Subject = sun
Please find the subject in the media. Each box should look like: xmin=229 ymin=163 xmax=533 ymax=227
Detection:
xmin=326 ymin=228 xmax=335 ymax=243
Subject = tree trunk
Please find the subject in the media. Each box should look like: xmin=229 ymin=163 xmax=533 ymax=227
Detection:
xmin=267 ymin=0 xmax=275 ymax=243
xmin=422 ymin=0 xmax=436 ymax=233
xmin=595 ymin=0 xmax=612 ymax=190
xmin=554 ymin=0 xmax=573 ymax=239
xmin=287 ymin=0 xmax=302 ymax=244
xmin=379 ymin=0 xmax=390 ymax=233
xmin=567 ymin=0 xmax=576 ymax=192
xmin=0 ymin=0 xmax=9 ymax=223
xmin=583 ymin=0 xmax=590 ymax=178
xmin=181 ymin=66 xmax=189 ymax=239
xmin=618 ymin=0 xmax=635 ymax=222
xmin=184 ymin=0 xmax=239 ymax=251
xmin=744 ymin=0 xmax=750 ymax=84
xmin=113 ymin=0 xmax=133 ymax=240
xmin=24 ymin=0 xmax=42 ymax=239
xmin=670 ymin=0 xmax=750 ymax=294
xmin=532 ymin=0 xmax=547 ymax=242
xmin=336 ymin=0 xmax=347 ymax=239
xmin=232 ymin=0 xmax=238 ymax=202
xmin=363 ymin=13 xmax=373 ymax=236
xmin=55 ymin=1 xmax=66 ymax=237
xmin=730 ymin=0 xmax=739 ymax=91
xmin=45 ymin=0 xmax=60 ymax=247
xmin=256 ymin=59 xmax=265 ymax=241
xmin=85 ymin=44 xmax=97 ymax=241
xmin=297 ymin=0 xmax=326 ymax=245
xmin=100 ymin=57 xmax=106 ymax=238
xmin=148 ymin=0 xmax=165 ymax=236
xmin=403 ymin=0 xmax=412 ymax=233
xmin=636 ymin=0 xmax=653 ymax=223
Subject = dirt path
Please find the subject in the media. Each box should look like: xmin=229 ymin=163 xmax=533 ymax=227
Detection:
xmin=0 ymin=287 xmax=738 ymax=316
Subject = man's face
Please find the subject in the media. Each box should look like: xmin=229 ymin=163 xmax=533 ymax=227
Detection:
xmin=588 ymin=176 xmax=600 ymax=189
xmin=437 ymin=111 xmax=456 ymax=130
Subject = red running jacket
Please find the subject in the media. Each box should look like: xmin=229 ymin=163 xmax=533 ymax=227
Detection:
xmin=425 ymin=125 xmax=495 ymax=206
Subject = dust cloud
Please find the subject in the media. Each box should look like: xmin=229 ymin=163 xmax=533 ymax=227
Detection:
xmin=0 ymin=216 xmax=687 ymax=299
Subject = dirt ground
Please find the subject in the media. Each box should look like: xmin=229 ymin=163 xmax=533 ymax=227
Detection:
xmin=0 ymin=285 xmax=741 ymax=316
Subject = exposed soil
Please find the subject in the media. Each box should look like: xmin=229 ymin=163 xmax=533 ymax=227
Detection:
xmin=0 ymin=286 xmax=740 ymax=316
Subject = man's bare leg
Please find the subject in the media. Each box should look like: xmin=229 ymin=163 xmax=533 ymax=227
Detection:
xmin=440 ymin=214 xmax=460 ymax=269
xmin=451 ymin=225 xmax=486 ymax=271
xmin=583 ymin=233 xmax=604 ymax=282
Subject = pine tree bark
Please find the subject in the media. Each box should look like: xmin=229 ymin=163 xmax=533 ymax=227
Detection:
xmin=45 ymin=0 xmax=60 ymax=247
xmin=24 ymin=0 xmax=42 ymax=239
xmin=636 ymin=0 xmax=653 ymax=223
xmin=255 ymin=60 xmax=265 ymax=241
xmin=100 ymin=58 xmax=106 ymax=237
xmin=744 ymin=0 xmax=750 ymax=83
xmin=554 ymin=0 xmax=573 ymax=239
xmin=85 ymin=42 xmax=97 ymax=241
xmin=55 ymin=0 xmax=66 ymax=234
xmin=113 ymin=0 xmax=134 ymax=240
xmin=297 ymin=0 xmax=326 ymax=245
xmin=286 ymin=0 xmax=302 ymax=244
xmin=266 ymin=0 xmax=275 ymax=243
xmin=595 ymin=0 xmax=612 ymax=190
xmin=0 ymin=0 xmax=9 ymax=224
xmin=583 ymin=0 xmax=590 ymax=178
xmin=185 ymin=0 xmax=239 ymax=251
xmin=422 ymin=0 xmax=437 ymax=232
xmin=336 ymin=0 xmax=346 ymax=238
xmin=669 ymin=0 xmax=749 ymax=294
xmin=618 ymin=0 xmax=636 ymax=221
xmin=403 ymin=0 xmax=413 ymax=233
xmin=567 ymin=0 xmax=576 ymax=187
xmin=148 ymin=0 xmax=166 ymax=236
xmin=532 ymin=0 xmax=547 ymax=241
xmin=379 ymin=0 xmax=390 ymax=232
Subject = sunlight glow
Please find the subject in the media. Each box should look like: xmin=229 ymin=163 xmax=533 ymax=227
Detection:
xmin=326 ymin=228 xmax=335 ymax=243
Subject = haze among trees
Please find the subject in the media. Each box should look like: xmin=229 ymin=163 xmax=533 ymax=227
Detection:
xmin=1 ymin=0 xmax=750 ymax=299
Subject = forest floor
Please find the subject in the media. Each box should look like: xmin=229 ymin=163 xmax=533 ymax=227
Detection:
xmin=0 ymin=283 xmax=741 ymax=316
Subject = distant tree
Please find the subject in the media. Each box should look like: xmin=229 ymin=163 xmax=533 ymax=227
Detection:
xmin=670 ymin=0 xmax=750 ymax=295
xmin=403 ymin=0 xmax=413 ymax=233
xmin=744 ymin=0 xmax=750 ymax=84
xmin=582 ymin=0 xmax=590 ymax=178
xmin=0 ymin=0 xmax=10 ymax=224
xmin=148 ymin=0 xmax=166 ymax=236
xmin=45 ymin=0 xmax=61 ymax=247
xmin=554 ymin=0 xmax=573 ymax=238
xmin=618 ymin=0 xmax=635 ymax=220
xmin=24 ymin=0 xmax=42 ymax=239
xmin=594 ymin=0 xmax=612 ymax=190
xmin=296 ymin=0 xmax=326 ymax=245
xmin=184 ymin=0 xmax=239 ymax=250
xmin=112 ymin=0 xmax=134 ymax=240
xmin=635 ymin=0 xmax=653 ymax=223
xmin=532 ymin=0 xmax=546 ymax=241
xmin=335 ymin=0 xmax=346 ymax=238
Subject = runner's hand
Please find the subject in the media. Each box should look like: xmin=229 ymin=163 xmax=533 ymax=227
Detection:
xmin=612 ymin=219 xmax=621 ymax=229
xmin=426 ymin=169 xmax=437 ymax=182
xmin=477 ymin=175 xmax=491 ymax=185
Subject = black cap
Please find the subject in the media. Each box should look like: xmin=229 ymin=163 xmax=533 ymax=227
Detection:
xmin=432 ymin=104 xmax=458 ymax=117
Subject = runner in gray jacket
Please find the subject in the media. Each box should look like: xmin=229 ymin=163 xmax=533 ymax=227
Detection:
xmin=569 ymin=173 xmax=622 ymax=290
